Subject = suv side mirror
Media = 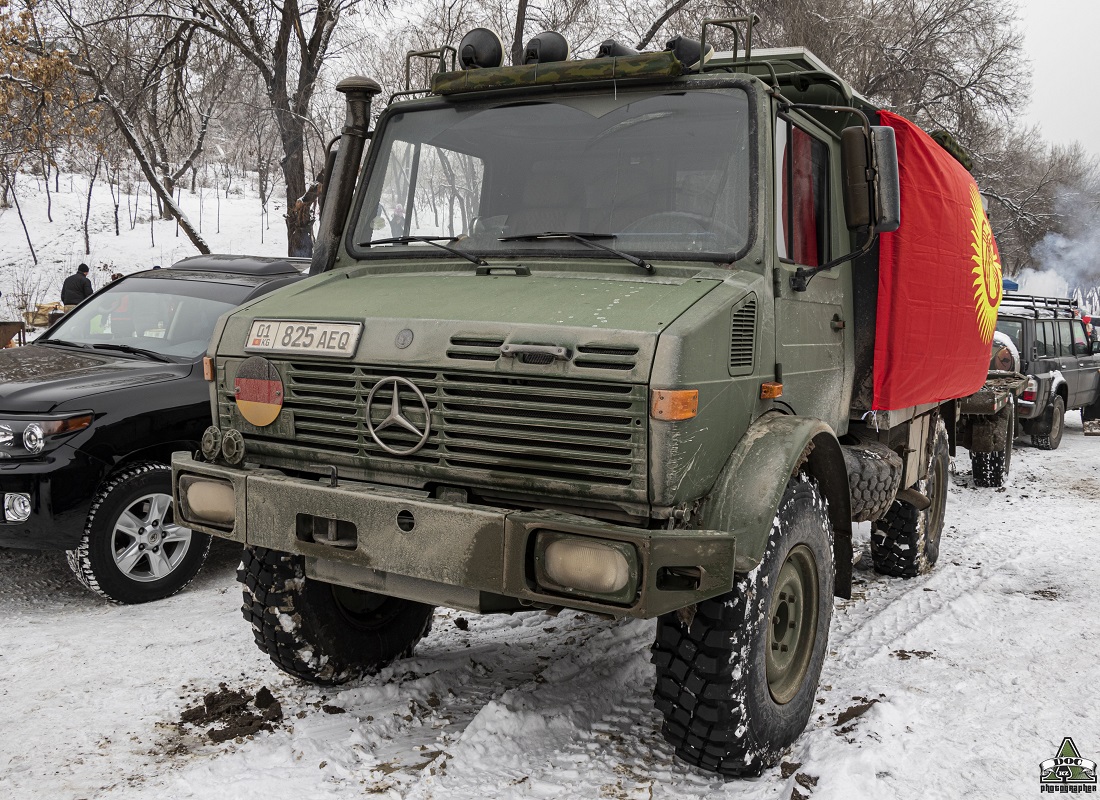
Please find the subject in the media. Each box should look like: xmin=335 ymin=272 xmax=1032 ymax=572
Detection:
xmin=1092 ymin=339 xmax=1100 ymax=355
xmin=841 ymin=125 xmax=901 ymax=233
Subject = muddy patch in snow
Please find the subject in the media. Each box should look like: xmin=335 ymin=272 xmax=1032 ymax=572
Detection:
xmin=178 ymin=683 xmax=284 ymax=743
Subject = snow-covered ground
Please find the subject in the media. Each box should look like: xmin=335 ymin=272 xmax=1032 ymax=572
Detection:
xmin=1 ymin=414 xmax=1097 ymax=800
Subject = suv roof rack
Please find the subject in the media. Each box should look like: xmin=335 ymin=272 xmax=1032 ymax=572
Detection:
xmin=999 ymin=292 xmax=1078 ymax=319
xmin=170 ymin=255 xmax=307 ymax=276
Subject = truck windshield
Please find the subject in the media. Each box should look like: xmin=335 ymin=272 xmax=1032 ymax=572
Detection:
xmin=352 ymin=88 xmax=753 ymax=262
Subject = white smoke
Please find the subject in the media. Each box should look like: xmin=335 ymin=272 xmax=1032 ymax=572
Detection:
xmin=1024 ymin=185 xmax=1100 ymax=314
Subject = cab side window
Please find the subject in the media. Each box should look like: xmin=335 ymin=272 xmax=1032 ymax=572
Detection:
xmin=776 ymin=118 xmax=829 ymax=267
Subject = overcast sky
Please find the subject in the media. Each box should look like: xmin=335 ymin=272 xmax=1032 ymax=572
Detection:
xmin=1017 ymin=0 xmax=1100 ymax=159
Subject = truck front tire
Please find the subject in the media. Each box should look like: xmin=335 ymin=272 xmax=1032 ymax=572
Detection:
xmin=871 ymin=418 xmax=949 ymax=577
xmin=651 ymin=475 xmax=833 ymax=777
xmin=238 ymin=546 xmax=434 ymax=685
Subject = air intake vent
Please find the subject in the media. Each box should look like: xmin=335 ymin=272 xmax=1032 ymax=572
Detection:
xmin=447 ymin=335 xmax=505 ymax=362
xmin=729 ymin=298 xmax=756 ymax=375
xmin=573 ymin=344 xmax=639 ymax=371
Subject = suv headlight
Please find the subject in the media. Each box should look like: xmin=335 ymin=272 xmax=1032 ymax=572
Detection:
xmin=0 ymin=414 xmax=94 ymax=457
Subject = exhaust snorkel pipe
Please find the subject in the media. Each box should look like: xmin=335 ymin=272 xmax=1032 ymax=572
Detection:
xmin=309 ymin=76 xmax=382 ymax=276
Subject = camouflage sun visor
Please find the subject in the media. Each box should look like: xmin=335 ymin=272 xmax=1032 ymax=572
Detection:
xmin=431 ymin=51 xmax=684 ymax=95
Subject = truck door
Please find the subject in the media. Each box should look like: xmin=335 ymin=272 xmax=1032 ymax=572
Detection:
xmin=1070 ymin=319 xmax=1100 ymax=407
xmin=772 ymin=116 xmax=848 ymax=430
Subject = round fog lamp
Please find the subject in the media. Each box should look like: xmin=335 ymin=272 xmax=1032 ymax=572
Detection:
xmin=23 ymin=423 xmax=45 ymax=454
xmin=4 ymin=492 xmax=32 ymax=522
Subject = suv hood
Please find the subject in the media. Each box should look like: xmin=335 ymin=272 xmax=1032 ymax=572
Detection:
xmin=218 ymin=271 xmax=720 ymax=382
xmin=0 ymin=345 xmax=192 ymax=413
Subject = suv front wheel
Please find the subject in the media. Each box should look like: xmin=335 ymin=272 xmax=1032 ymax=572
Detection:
xmin=66 ymin=462 xmax=211 ymax=604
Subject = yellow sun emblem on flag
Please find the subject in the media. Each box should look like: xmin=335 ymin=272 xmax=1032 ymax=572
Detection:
xmin=969 ymin=184 xmax=1002 ymax=343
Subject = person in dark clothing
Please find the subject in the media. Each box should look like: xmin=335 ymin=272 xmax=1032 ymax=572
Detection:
xmin=61 ymin=264 xmax=94 ymax=306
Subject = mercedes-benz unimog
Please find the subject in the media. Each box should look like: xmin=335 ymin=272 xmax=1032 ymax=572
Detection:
xmin=173 ymin=17 xmax=1005 ymax=776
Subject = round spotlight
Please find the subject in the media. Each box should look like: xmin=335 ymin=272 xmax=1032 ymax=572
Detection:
xmin=665 ymin=34 xmax=714 ymax=70
xmin=523 ymin=31 xmax=570 ymax=64
xmin=596 ymin=39 xmax=640 ymax=58
xmin=201 ymin=426 xmax=223 ymax=462
xmin=221 ymin=429 xmax=246 ymax=466
xmin=23 ymin=423 xmax=45 ymax=454
xmin=4 ymin=492 xmax=31 ymax=523
xmin=458 ymin=28 xmax=505 ymax=69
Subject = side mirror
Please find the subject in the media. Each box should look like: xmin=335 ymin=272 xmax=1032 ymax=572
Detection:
xmin=1091 ymin=339 xmax=1100 ymax=355
xmin=841 ymin=125 xmax=900 ymax=233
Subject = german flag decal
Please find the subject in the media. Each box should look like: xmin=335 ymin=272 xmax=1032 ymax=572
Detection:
xmin=234 ymin=356 xmax=283 ymax=427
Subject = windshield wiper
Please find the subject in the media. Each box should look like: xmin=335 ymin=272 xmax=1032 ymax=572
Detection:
xmin=89 ymin=343 xmax=173 ymax=363
xmin=499 ymin=231 xmax=654 ymax=274
xmin=360 ymin=235 xmax=489 ymax=267
xmin=37 ymin=338 xmax=93 ymax=350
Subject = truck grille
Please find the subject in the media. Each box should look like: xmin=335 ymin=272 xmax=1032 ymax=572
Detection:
xmin=235 ymin=361 xmax=648 ymax=499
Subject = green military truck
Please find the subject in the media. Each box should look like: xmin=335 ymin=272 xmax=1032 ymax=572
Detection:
xmin=173 ymin=18 xmax=1002 ymax=776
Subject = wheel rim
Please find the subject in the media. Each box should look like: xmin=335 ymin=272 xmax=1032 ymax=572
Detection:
xmin=766 ymin=544 xmax=819 ymax=705
xmin=110 ymin=492 xmax=193 ymax=583
xmin=330 ymin=584 xmax=407 ymax=631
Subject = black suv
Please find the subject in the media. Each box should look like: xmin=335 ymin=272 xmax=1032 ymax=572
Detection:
xmin=0 ymin=255 xmax=304 ymax=602
xmin=995 ymin=293 xmax=1100 ymax=449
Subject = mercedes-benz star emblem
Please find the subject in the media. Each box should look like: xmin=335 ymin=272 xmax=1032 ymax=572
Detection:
xmin=365 ymin=377 xmax=431 ymax=456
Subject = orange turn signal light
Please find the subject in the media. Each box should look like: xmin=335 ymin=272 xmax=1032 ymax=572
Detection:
xmin=650 ymin=389 xmax=699 ymax=421
xmin=203 ymin=356 xmax=215 ymax=381
xmin=760 ymin=381 xmax=783 ymax=400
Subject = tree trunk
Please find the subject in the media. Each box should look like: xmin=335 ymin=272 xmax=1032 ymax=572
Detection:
xmin=276 ymin=107 xmax=314 ymax=258
xmin=101 ymin=94 xmax=210 ymax=254
xmin=42 ymin=157 xmax=53 ymax=222
xmin=4 ymin=172 xmax=38 ymax=265
xmin=84 ymin=156 xmax=100 ymax=256
xmin=511 ymin=0 xmax=530 ymax=66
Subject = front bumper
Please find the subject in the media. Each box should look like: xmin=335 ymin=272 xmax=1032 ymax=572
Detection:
xmin=0 ymin=447 xmax=108 ymax=549
xmin=172 ymin=453 xmax=736 ymax=619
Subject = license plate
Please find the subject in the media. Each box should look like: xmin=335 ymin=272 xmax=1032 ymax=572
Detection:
xmin=245 ymin=320 xmax=362 ymax=357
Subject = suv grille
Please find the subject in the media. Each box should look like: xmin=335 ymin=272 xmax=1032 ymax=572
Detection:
xmin=231 ymin=361 xmax=648 ymax=498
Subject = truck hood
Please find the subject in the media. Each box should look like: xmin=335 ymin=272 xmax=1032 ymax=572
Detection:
xmin=0 ymin=345 xmax=192 ymax=413
xmin=218 ymin=271 xmax=721 ymax=382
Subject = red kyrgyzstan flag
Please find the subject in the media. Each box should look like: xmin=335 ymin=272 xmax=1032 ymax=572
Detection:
xmin=872 ymin=111 xmax=1002 ymax=411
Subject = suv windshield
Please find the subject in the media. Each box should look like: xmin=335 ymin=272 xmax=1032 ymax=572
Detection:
xmin=44 ymin=276 xmax=250 ymax=360
xmin=352 ymin=88 xmax=753 ymax=261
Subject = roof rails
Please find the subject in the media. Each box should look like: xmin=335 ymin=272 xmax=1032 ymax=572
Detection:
xmin=999 ymin=292 xmax=1078 ymax=319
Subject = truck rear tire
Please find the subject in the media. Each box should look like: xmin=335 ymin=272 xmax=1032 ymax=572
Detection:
xmin=871 ymin=417 xmax=949 ymax=577
xmin=1032 ymin=395 xmax=1065 ymax=450
xmin=238 ymin=546 xmax=434 ymax=685
xmin=651 ymin=475 xmax=833 ymax=777
xmin=971 ymin=399 xmax=1013 ymax=488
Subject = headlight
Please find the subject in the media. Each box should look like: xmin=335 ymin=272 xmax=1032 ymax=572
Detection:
xmin=0 ymin=414 xmax=93 ymax=456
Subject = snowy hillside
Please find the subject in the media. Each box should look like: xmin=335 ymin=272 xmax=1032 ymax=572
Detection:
xmin=0 ymin=171 xmax=288 ymax=319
